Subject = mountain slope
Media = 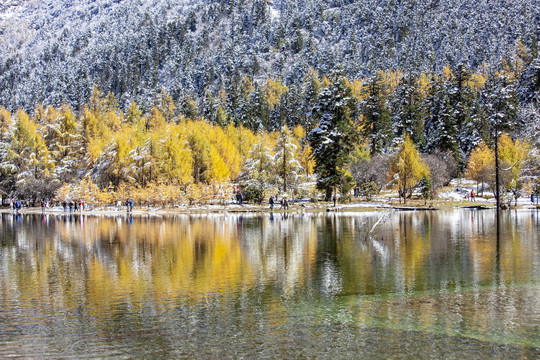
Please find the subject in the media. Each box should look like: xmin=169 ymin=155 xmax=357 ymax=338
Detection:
xmin=0 ymin=0 xmax=538 ymax=111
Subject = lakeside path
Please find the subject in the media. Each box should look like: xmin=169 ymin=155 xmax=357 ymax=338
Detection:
xmin=3 ymin=199 xmax=536 ymax=217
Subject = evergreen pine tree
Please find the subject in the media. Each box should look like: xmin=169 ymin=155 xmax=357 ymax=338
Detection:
xmin=362 ymin=73 xmax=393 ymax=155
xmin=308 ymin=77 xmax=358 ymax=200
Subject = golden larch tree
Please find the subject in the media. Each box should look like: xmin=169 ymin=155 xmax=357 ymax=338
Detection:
xmin=389 ymin=134 xmax=430 ymax=204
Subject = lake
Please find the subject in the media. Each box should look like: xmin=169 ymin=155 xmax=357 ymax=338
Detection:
xmin=0 ymin=209 xmax=539 ymax=358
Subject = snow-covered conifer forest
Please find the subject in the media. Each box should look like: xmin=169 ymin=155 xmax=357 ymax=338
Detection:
xmin=0 ymin=0 xmax=538 ymax=205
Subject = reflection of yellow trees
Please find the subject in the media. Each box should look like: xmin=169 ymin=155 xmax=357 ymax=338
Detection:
xmin=5 ymin=212 xmax=539 ymax=331
xmin=467 ymin=212 xmax=497 ymax=284
xmin=69 ymin=216 xmax=319 ymax=316
xmin=499 ymin=213 xmax=533 ymax=283
xmin=468 ymin=234 xmax=496 ymax=284
xmin=468 ymin=212 xmax=535 ymax=285
xmin=74 ymin=217 xmax=256 ymax=312
xmin=397 ymin=214 xmax=431 ymax=292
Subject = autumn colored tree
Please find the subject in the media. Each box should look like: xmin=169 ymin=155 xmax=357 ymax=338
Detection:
xmin=4 ymin=110 xmax=56 ymax=198
xmin=293 ymin=125 xmax=315 ymax=176
xmin=389 ymin=134 xmax=430 ymax=204
xmin=465 ymin=141 xmax=494 ymax=196
xmin=265 ymin=77 xmax=288 ymax=110
xmin=157 ymin=125 xmax=193 ymax=185
xmin=42 ymin=105 xmax=82 ymax=183
xmin=498 ymin=133 xmax=530 ymax=206
xmin=125 ymin=101 xmax=142 ymax=125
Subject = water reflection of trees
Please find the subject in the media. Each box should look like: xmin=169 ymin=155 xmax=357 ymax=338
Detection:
xmin=1 ymin=210 xmax=539 ymax=315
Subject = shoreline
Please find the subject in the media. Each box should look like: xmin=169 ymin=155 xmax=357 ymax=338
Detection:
xmin=1 ymin=201 xmax=537 ymax=217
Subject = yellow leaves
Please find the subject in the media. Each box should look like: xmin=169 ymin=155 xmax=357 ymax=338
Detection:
xmin=292 ymin=125 xmax=305 ymax=141
xmin=37 ymin=96 xmax=311 ymax=203
xmin=442 ymin=65 xmax=454 ymax=80
xmin=104 ymin=109 xmax=122 ymax=132
xmin=497 ymin=59 xmax=518 ymax=81
xmin=159 ymin=125 xmax=193 ymax=185
xmin=133 ymin=181 xmax=185 ymax=205
xmin=14 ymin=109 xmax=37 ymax=143
xmin=377 ymin=68 xmax=403 ymax=95
xmin=417 ymin=73 xmax=431 ymax=99
xmin=465 ymin=141 xmax=494 ymax=181
xmin=146 ymin=106 xmax=166 ymax=130
xmin=240 ymin=75 xmax=254 ymax=96
xmin=156 ymin=88 xmax=176 ymax=122
xmin=0 ymin=106 xmax=11 ymax=130
xmin=466 ymin=134 xmax=530 ymax=195
xmin=225 ymin=123 xmax=260 ymax=162
xmin=467 ymin=73 xmax=486 ymax=92
xmin=390 ymin=135 xmax=430 ymax=201
xmin=321 ymin=75 xmax=331 ymax=88
xmin=499 ymin=133 xmax=530 ymax=180
xmin=57 ymin=177 xmax=109 ymax=204
xmin=209 ymin=145 xmax=230 ymax=183
xmin=265 ymin=77 xmax=288 ymax=109
xmin=350 ymin=79 xmax=367 ymax=102
xmin=126 ymin=100 xmax=142 ymax=125
xmin=87 ymin=136 xmax=107 ymax=162
xmin=194 ymin=120 xmax=241 ymax=179
xmin=32 ymin=102 xmax=59 ymax=126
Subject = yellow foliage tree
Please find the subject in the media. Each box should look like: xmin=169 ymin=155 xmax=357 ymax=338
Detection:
xmin=240 ymin=75 xmax=254 ymax=97
xmin=349 ymin=79 xmax=368 ymax=102
xmin=157 ymin=125 xmax=192 ymax=185
xmin=202 ymin=121 xmax=241 ymax=178
xmin=264 ymin=77 xmax=288 ymax=109
xmin=145 ymin=106 xmax=166 ymax=131
xmin=465 ymin=141 xmax=494 ymax=196
xmin=417 ymin=73 xmax=431 ymax=99
xmin=209 ymin=145 xmax=230 ymax=183
xmin=224 ymin=123 xmax=259 ymax=164
xmin=0 ymin=107 xmax=11 ymax=140
xmin=378 ymin=69 xmax=403 ymax=95
xmin=57 ymin=177 xmax=111 ymax=206
xmin=156 ymin=88 xmax=177 ymax=122
xmin=389 ymin=135 xmax=430 ymax=204
xmin=499 ymin=133 xmax=530 ymax=205
xmin=442 ymin=65 xmax=454 ymax=80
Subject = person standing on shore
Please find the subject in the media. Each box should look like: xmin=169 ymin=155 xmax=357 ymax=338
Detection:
xmin=269 ymin=196 xmax=274 ymax=211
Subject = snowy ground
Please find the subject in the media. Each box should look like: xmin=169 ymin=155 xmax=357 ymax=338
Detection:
xmin=2 ymin=179 xmax=538 ymax=216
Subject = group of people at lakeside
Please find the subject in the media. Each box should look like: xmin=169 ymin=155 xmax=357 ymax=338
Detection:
xmin=269 ymin=195 xmax=289 ymax=211
xmin=6 ymin=198 xmax=135 ymax=213
xmin=234 ymin=191 xmax=289 ymax=211
xmin=8 ymin=198 xmax=88 ymax=213
xmin=117 ymin=199 xmax=134 ymax=212
xmin=467 ymin=190 xmax=476 ymax=202
xmin=60 ymin=200 xmax=87 ymax=213
xmin=4 ymin=186 xmax=538 ymax=215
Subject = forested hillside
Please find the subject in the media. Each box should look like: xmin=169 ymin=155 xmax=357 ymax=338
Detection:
xmin=0 ymin=0 xmax=538 ymax=204
xmin=0 ymin=0 xmax=537 ymax=114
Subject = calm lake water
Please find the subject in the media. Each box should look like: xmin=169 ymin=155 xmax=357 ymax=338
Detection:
xmin=0 ymin=209 xmax=539 ymax=359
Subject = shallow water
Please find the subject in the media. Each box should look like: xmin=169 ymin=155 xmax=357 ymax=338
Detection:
xmin=0 ymin=209 xmax=539 ymax=358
